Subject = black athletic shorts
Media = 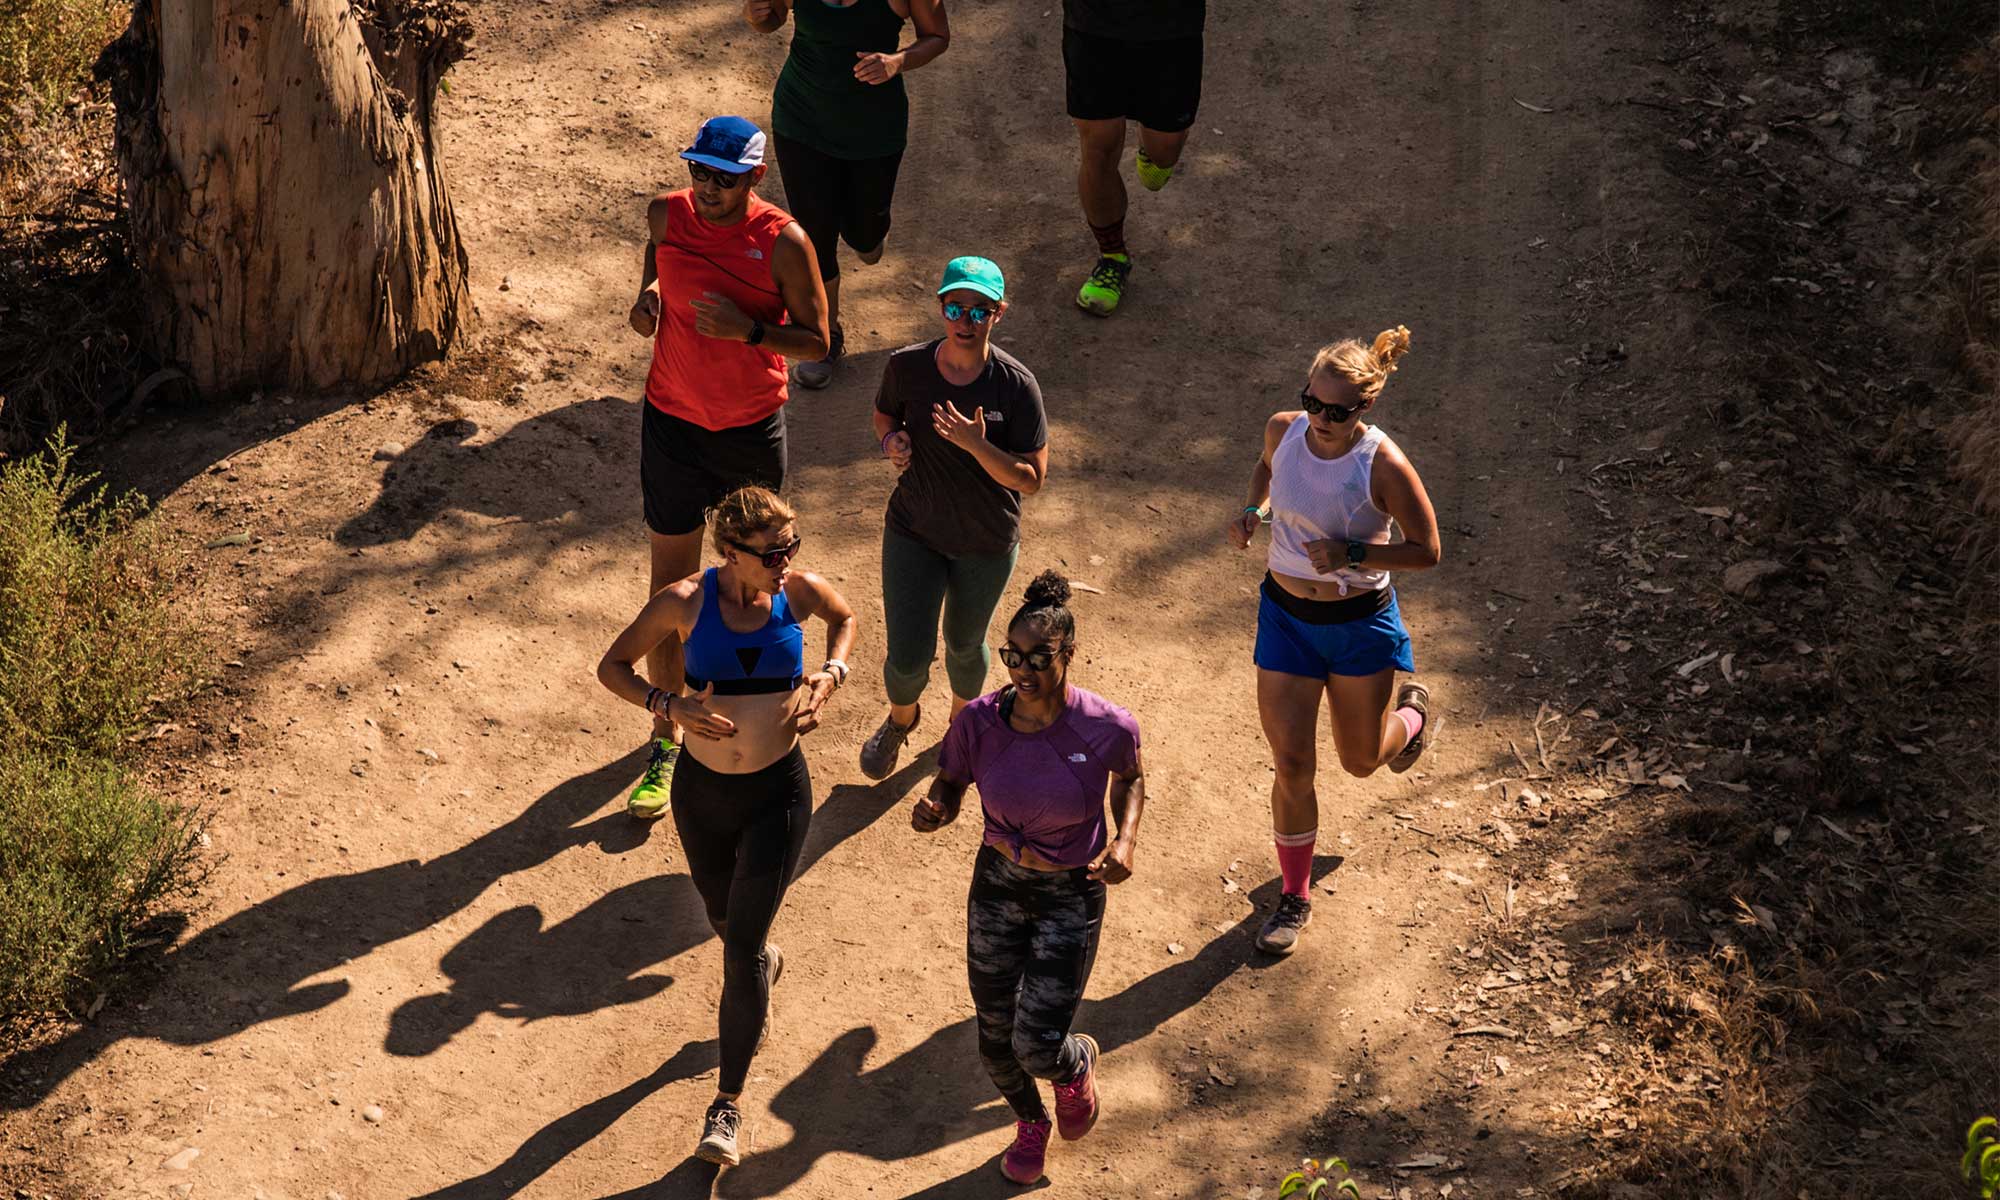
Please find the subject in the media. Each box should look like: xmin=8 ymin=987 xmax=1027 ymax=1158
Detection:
xmin=772 ymin=132 xmax=905 ymax=283
xmin=1063 ymin=27 xmax=1203 ymax=133
xmin=640 ymin=401 xmax=787 ymax=536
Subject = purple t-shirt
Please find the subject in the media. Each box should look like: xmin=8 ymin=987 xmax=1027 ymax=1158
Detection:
xmin=937 ymin=685 xmax=1142 ymax=869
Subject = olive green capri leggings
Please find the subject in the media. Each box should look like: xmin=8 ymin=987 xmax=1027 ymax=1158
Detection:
xmin=881 ymin=528 xmax=1020 ymax=708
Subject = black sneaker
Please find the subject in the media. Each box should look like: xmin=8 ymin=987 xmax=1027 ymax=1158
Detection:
xmin=1255 ymin=893 xmax=1313 ymax=956
xmin=1387 ymin=680 xmax=1436 ymax=775
xmin=695 ymin=1099 xmax=742 ymax=1167
xmin=858 ymin=706 xmax=918 ymax=781
xmin=755 ymin=943 xmax=784 ymax=1052
xmin=790 ymin=326 xmax=845 ymax=390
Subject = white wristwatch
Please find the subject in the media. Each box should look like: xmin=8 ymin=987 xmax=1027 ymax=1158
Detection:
xmin=822 ymin=658 xmax=849 ymax=687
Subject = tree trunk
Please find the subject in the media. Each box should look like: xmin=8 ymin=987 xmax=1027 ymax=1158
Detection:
xmin=95 ymin=0 xmax=472 ymax=396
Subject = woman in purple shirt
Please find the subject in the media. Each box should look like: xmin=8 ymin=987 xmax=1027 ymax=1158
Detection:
xmin=911 ymin=570 xmax=1147 ymax=1186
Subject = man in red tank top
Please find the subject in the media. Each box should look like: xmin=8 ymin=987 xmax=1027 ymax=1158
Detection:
xmin=623 ymin=116 xmax=830 ymax=817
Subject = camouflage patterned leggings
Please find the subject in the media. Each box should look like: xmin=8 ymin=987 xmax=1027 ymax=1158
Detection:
xmin=966 ymin=844 xmax=1106 ymax=1122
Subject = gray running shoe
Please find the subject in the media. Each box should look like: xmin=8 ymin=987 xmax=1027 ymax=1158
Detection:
xmin=859 ymin=706 xmax=918 ymax=781
xmin=696 ymin=1099 xmax=742 ymax=1167
xmin=1388 ymin=680 xmax=1436 ymax=775
xmin=1255 ymin=893 xmax=1313 ymax=956
xmin=789 ymin=326 xmax=845 ymax=390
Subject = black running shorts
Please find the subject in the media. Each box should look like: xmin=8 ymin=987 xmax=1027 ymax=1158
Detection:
xmin=1062 ymin=28 xmax=1203 ymax=133
xmin=640 ymin=402 xmax=787 ymax=536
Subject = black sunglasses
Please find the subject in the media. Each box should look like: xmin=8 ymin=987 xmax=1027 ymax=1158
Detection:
xmin=689 ymin=163 xmax=750 ymax=188
xmin=1300 ymin=385 xmax=1363 ymax=423
xmin=727 ymin=535 xmax=801 ymax=569
xmin=997 ymin=642 xmax=1065 ymax=671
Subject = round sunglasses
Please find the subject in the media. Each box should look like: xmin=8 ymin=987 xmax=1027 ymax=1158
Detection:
xmin=996 ymin=642 xmax=1065 ymax=671
xmin=727 ymin=535 xmax=802 ymax=569
xmin=942 ymin=300 xmax=994 ymax=325
xmin=1299 ymin=384 xmax=1363 ymax=423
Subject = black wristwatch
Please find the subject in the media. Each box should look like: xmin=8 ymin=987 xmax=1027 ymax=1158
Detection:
xmin=745 ymin=319 xmax=766 ymax=346
xmin=1346 ymin=540 xmax=1370 ymax=568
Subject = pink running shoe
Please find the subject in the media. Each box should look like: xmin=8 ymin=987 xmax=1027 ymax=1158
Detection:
xmin=1000 ymin=1118 xmax=1051 ymax=1184
xmin=1052 ymin=1033 xmax=1100 ymax=1141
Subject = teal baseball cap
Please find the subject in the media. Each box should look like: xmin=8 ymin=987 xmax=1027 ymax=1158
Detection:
xmin=936 ymin=256 xmax=1005 ymax=303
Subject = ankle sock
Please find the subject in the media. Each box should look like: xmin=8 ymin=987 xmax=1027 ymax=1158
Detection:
xmin=1395 ymin=706 xmax=1424 ymax=743
xmin=1274 ymin=828 xmax=1316 ymax=897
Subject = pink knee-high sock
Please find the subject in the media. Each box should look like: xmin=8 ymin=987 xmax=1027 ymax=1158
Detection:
xmin=1395 ymin=706 xmax=1425 ymax=745
xmin=1274 ymin=829 xmax=1316 ymax=898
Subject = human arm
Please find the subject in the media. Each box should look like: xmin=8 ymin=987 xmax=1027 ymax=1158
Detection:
xmin=1226 ymin=411 xmax=1292 ymax=548
xmin=685 ymin=225 xmax=830 ymax=360
xmin=1088 ymin=748 xmax=1145 ymax=884
xmin=743 ymin=0 xmax=789 ymax=33
xmin=854 ymin=0 xmax=950 ymax=83
xmin=912 ymin=773 xmax=967 ymax=831
xmin=784 ymin=571 xmax=858 ymax=734
xmin=628 ymin=197 xmax=670 ymax=336
xmin=873 ymin=362 xmax=913 ymax=471
xmin=931 ymin=399 xmax=1048 ymax=495
xmin=595 ymin=582 xmax=737 ymax=739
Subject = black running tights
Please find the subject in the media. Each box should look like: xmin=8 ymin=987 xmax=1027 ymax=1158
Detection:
xmin=670 ymin=743 xmax=812 ymax=1094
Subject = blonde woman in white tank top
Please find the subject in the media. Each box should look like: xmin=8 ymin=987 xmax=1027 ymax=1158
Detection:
xmin=1221 ymin=326 xmax=1443 ymax=957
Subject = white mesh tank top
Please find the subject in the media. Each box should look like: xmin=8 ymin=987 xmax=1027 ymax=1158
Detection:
xmin=1266 ymin=417 xmax=1398 ymax=595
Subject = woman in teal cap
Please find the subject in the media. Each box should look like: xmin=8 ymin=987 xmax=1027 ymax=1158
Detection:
xmin=745 ymin=0 xmax=952 ymax=389
xmin=860 ymin=257 xmax=1050 ymax=780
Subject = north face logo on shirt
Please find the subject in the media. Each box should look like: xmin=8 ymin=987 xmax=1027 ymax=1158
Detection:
xmin=745 ymin=248 xmax=765 ymax=260
xmin=1067 ymin=753 xmax=1087 ymax=763
xmin=985 ymin=412 xmax=1006 ymax=423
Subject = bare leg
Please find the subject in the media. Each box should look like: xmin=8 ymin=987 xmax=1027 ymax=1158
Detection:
xmin=1137 ymin=125 xmax=1191 ymax=171
xmin=1324 ymin=669 xmax=1407 ymax=778
xmin=1074 ymin=118 xmax=1128 ymax=233
xmin=1258 ymin=669 xmax=1326 ymax=836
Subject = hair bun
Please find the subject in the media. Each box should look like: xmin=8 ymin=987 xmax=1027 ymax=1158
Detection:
xmin=1023 ymin=569 xmax=1072 ymax=608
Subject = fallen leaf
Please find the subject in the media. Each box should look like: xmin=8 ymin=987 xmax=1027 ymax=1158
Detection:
xmin=1773 ymin=825 xmax=1791 ymax=846
xmin=1452 ymin=1024 xmax=1522 ymax=1040
xmin=1676 ymin=650 xmax=1720 ymax=677
xmin=1722 ymin=558 xmax=1784 ymax=596
xmin=1393 ymin=1153 xmax=1449 ymax=1169
xmin=1514 ymin=98 xmax=1554 ymax=113
xmin=1692 ymin=506 xmax=1733 ymax=519
xmin=204 ymin=532 xmax=252 ymax=549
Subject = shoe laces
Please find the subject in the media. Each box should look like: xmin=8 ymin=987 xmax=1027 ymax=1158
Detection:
xmin=639 ymin=745 xmax=669 ymax=786
xmin=1273 ymin=892 xmax=1311 ymax=927
xmin=1088 ymin=259 xmax=1128 ymax=288
xmin=706 ymin=1103 xmax=740 ymax=1139
xmin=1012 ymin=1119 xmax=1050 ymax=1153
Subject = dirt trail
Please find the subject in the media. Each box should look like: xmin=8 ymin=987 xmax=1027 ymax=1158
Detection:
xmin=9 ymin=0 xmax=1662 ymax=1195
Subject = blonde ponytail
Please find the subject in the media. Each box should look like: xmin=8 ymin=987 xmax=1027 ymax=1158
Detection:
xmin=1310 ymin=324 xmax=1414 ymax=402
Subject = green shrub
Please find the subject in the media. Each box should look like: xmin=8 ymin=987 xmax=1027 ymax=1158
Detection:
xmin=0 ymin=434 xmax=206 ymax=756
xmin=1968 ymin=1118 xmax=2000 ymax=1199
xmin=0 ymin=0 xmax=126 ymax=132
xmin=0 ymin=746 xmax=203 ymax=1016
xmin=0 ymin=432 xmax=208 ymax=1022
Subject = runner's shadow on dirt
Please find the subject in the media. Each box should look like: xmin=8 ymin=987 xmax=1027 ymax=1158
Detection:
xmin=0 ymin=747 xmax=655 ymax=1110
xmin=385 ymin=872 xmax=713 ymax=1057
xmin=335 ymin=396 xmax=629 ymax=547
xmin=713 ymin=874 xmax=1317 ymax=1199
xmin=795 ymin=744 xmax=939 ymax=877
xmin=410 ymin=1036 xmax=720 ymax=1199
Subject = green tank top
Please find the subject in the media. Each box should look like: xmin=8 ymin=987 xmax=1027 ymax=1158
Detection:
xmin=772 ymin=0 xmax=910 ymax=160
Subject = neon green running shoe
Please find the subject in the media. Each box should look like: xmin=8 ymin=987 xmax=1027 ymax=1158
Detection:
xmin=626 ymin=738 xmax=677 ymax=819
xmin=1076 ymin=254 xmax=1131 ymax=317
xmin=1135 ymin=148 xmax=1174 ymax=191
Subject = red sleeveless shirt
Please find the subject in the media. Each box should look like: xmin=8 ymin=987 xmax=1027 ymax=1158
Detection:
xmin=644 ymin=190 xmax=794 ymax=431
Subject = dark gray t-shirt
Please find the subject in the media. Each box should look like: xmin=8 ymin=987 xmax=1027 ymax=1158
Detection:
xmin=1063 ymin=0 xmax=1206 ymax=40
xmin=877 ymin=341 xmax=1048 ymax=558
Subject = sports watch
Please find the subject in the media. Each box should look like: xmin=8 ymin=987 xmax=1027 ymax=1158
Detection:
xmin=1345 ymin=540 xmax=1370 ymax=569
xmin=746 ymin=319 xmax=766 ymax=346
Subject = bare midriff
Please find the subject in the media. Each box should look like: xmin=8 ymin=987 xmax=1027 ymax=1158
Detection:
xmin=682 ymin=688 xmax=804 ymax=774
xmin=1271 ymin=568 xmax=1381 ymax=604
xmin=983 ymin=835 xmax=1071 ymax=872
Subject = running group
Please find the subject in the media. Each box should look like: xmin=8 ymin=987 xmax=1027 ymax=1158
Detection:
xmin=591 ymin=0 xmax=1445 ymax=1182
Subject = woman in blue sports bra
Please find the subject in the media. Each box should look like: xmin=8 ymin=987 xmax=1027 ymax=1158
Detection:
xmin=597 ymin=485 xmax=856 ymax=1168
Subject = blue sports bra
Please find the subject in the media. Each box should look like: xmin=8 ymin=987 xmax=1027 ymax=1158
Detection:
xmin=683 ymin=568 xmax=806 ymax=695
